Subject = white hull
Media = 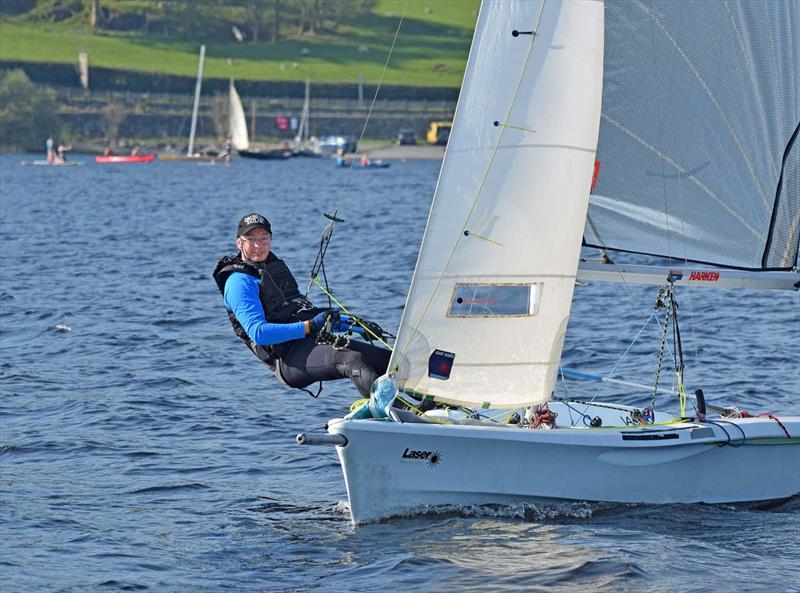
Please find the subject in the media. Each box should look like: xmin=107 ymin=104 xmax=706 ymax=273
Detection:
xmin=326 ymin=402 xmax=800 ymax=523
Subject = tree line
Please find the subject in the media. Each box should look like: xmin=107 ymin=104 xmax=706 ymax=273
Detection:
xmin=1 ymin=0 xmax=379 ymax=43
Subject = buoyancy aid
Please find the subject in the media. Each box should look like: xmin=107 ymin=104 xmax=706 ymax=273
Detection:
xmin=212 ymin=252 xmax=320 ymax=367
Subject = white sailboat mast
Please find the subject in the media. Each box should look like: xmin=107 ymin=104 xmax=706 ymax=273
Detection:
xmin=295 ymin=78 xmax=310 ymax=144
xmin=187 ymin=44 xmax=206 ymax=157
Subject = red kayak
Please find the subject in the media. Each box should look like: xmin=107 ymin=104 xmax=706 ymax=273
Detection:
xmin=95 ymin=154 xmax=154 ymax=164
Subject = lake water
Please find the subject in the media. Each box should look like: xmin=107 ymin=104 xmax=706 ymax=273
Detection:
xmin=1 ymin=154 xmax=798 ymax=593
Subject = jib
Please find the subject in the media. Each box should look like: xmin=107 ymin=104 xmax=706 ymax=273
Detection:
xmin=402 ymin=448 xmax=432 ymax=460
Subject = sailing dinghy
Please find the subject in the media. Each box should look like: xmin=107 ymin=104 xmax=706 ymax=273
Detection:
xmin=230 ymin=80 xmax=293 ymax=161
xmin=298 ymin=0 xmax=799 ymax=523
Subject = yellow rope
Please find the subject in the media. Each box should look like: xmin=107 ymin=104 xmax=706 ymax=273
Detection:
xmin=676 ymin=370 xmax=687 ymax=417
xmin=349 ymin=398 xmax=369 ymax=412
xmin=311 ymin=276 xmax=393 ymax=349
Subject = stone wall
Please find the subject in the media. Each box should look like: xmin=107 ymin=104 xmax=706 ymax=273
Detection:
xmin=56 ymin=87 xmax=455 ymax=144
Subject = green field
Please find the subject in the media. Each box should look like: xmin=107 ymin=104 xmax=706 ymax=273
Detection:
xmin=0 ymin=0 xmax=480 ymax=87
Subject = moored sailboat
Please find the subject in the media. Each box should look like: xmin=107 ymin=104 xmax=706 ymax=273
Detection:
xmin=229 ymin=80 xmax=293 ymax=161
xmin=297 ymin=0 xmax=799 ymax=523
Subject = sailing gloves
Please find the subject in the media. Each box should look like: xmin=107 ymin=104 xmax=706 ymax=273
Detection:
xmin=309 ymin=311 xmax=329 ymax=333
xmin=308 ymin=310 xmax=378 ymax=339
xmin=308 ymin=310 xmax=350 ymax=335
xmin=333 ymin=315 xmax=353 ymax=333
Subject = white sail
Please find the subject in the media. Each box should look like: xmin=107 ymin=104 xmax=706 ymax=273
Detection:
xmin=389 ymin=0 xmax=604 ymax=408
xmin=229 ymin=80 xmax=250 ymax=151
xmin=586 ymin=1 xmax=799 ymax=270
xmin=295 ymin=78 xmax=310 ymax=144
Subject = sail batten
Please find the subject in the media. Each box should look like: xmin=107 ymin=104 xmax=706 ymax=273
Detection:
xmin=389 ymin=0 xmax=605 ymax=408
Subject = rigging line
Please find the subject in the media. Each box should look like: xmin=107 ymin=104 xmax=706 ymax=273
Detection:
xmin=330 ymin=3 xmax=408 ymax=211
xmin=311 ymin=276 xmax=392 ymax=349
xmin=392 ymin=1 xmax=548 ymax=373
xmin=579 ymin=309 xmax=657 ymax=417
xmin=635 ymin=0 xmax=771 ymax=210
xmin=307 ymin=7 xmax=407 ymax=302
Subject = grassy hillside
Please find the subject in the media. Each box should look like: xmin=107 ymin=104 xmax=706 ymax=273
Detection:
xmin=0 ymin=0 xmax=480 ymax=88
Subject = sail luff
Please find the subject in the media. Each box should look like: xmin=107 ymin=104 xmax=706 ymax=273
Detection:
xmin=389 ymin=0 xmax=605 ymax=408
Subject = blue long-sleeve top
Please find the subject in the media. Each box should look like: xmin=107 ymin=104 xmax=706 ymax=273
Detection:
xmin=224 ymin=272 xmax=306 ymax=346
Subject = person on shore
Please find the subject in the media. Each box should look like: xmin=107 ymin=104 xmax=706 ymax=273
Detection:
xmin=213 ymin=213 xmax=391 ymax=397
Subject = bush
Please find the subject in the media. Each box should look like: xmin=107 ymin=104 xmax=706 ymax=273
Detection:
xmin=0 ymin=69 xmax=61 ymax=150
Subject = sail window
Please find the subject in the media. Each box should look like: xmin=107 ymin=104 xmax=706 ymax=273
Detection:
xmin=448 ymin=283 xmax=541 ymax=317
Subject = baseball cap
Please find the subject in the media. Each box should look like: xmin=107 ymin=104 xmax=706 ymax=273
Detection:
xmin=236 ymin=213 xmax=271 ymax=237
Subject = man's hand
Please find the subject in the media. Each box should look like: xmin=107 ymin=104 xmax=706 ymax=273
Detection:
xmin=332 ymin=314 xmax=353 ymax=333
xmin=308 ymin=311 xmax=329 ymax=334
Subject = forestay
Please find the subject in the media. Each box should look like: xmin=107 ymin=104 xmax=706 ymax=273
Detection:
xmin=389 ymin=0 xmax=604 ymax=408
xmin=586 ymin=0 xmax=799 ymax=271
xmin=229 ymin=81 xmax=250 ymax=151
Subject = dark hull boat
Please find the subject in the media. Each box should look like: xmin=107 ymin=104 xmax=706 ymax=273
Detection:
xmin=238 ymin=149 xmax=292 ymax=161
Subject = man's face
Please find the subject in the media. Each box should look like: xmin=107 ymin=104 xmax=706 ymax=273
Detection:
xmin=237 ymin=227 xmax=271 ymax=263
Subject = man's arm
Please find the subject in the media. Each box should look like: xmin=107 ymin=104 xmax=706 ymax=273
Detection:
xmin=224 ymin=273 xmax=308 ymax=345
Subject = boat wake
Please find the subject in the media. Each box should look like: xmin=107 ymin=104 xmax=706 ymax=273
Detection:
xmin=349 ymin=500 xmax=604 ymax=524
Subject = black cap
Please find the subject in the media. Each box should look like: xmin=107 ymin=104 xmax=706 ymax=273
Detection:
xmin=236 ymin=213 xmax=271 ymax=237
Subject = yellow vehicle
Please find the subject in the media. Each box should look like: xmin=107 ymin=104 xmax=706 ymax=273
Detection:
xmin=426 ymin=121 xmax=452 ymax=145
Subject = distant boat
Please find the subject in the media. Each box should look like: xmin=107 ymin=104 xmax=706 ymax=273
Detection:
xmin=319 ymin=135 xmax=358 ymax=156
xmin=159 ymin=45 xmax=220 ymax=163
xmin=335 ymin=158 xmax=390 ymax=169
xmin=237 ymin=149 xmax=293 ymax=160
xmin=229 ymin=79 xmax=293 ymax=161
xmin=21 ymin=160 xmax=82 ymax=167
xmin=95 ymin=154 xmax=154 ymax=164
xmin=292 ymin=79 xmax=321 ymax=158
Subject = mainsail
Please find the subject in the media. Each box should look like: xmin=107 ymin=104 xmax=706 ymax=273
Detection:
xmin=389 ymin=0 xmax=604 ymax=408
xmin=229 ymin=80 xmax=250 ymax=151
xmin=586 ymin=0 xmax=799 ymax=271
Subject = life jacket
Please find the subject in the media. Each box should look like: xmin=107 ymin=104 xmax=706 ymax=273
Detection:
xmin=212 ymin=252 xmax=319 ymax=367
